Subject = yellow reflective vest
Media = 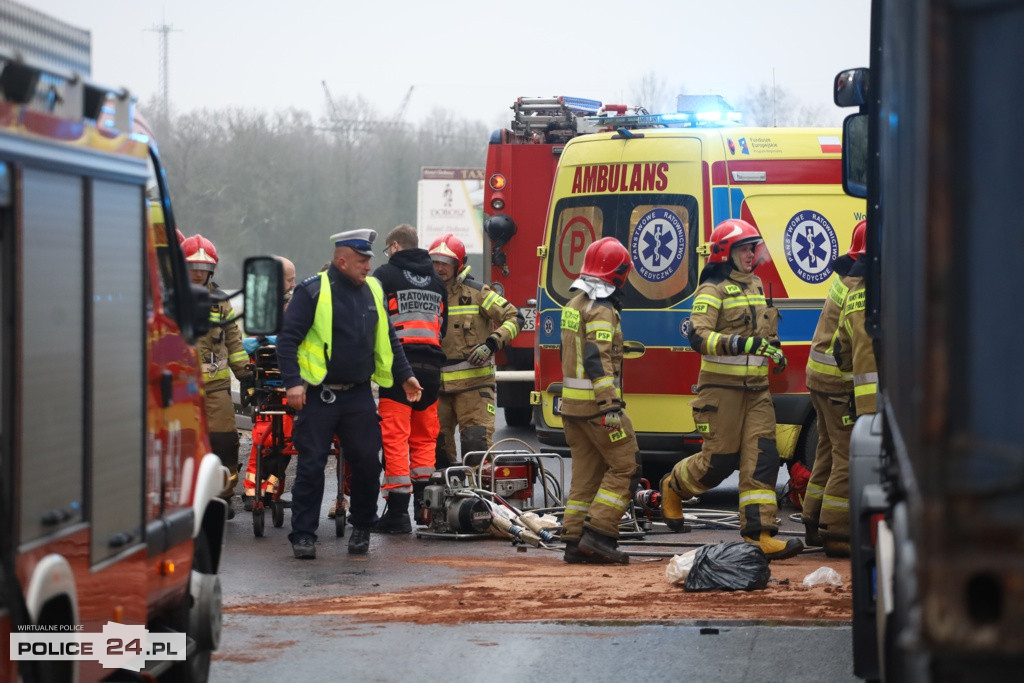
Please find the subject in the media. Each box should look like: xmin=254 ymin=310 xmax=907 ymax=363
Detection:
xmin=297 ymin=273 xmax=394 ymax=388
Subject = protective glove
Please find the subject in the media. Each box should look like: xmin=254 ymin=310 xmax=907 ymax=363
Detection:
xmin=239 ymin=373 xmax=255 ymax=408
xmin=600 ymin=410 xmax=623 ymax=430
xmin=743 ymin=337 xmax=786 ymax=369
xmin=467 ymin=342 xmax=494 ymax=367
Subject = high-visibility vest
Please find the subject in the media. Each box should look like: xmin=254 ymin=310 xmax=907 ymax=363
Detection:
xmin=297 ymin=273 xmax=394 ymax=388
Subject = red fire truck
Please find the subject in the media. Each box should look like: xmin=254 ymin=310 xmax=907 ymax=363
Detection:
xmin=483 ymin=96 xmax=624 ymax=426
xmin=0 ymin=44 xmax=282 ymax=683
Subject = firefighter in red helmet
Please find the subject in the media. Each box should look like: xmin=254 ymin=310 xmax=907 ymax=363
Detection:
xmin=559 ymin=237 xmax=640 ymax=564
xmin=429 ymin=233 xmax=522 ymax=466
xmin=806 ymin=220 xmax=877 ymax=558
xmin=661 ymin=219 xmax=804 ymax=561
xmin=182 ymin=234 xmax=252 ymax=518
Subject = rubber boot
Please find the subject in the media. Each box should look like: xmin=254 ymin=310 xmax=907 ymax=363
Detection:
xmin=824 ymin=538 xmax=851 ymax=558
xmin=804 ymin=521 xmax=824 ymax=547
xmin=373 ymin=493 xmax=412 ymax=534
xmin=659 ymin=475 xmax=689 ymax=532
xmin=412 ymin=481 xmax=429 ymax=526
xmin=563 ymin=538 xmax=607 ymax=564
xmin=743 ymin=530 xmax=804 ymax=561
xmin=578 ymin=527 xmax=630 ymax=565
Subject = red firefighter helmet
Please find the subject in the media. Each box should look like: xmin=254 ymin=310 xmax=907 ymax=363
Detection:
xmin=707 ymin=219 xmax=763 ymax=264
xmin=182 ymin=234 xmax=219 ymax=272
xmin=428 ymin=233 xmax=466 ymax=267
xmin=848 ymin=220 xmax=867 ymax=259
xmin=580 ymin=237 xmax=632 ymax=289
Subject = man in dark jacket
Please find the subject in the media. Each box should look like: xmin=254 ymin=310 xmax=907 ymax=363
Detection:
xmin=371 ymin=224 xmax=448 ymax=532
xmin=276 ymin=229 xmax=422 ymax=559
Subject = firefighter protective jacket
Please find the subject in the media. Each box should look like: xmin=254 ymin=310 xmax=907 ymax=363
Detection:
xmin=372 ymin=248 xmax=447 ymax=367
xmin=806 ymin=256 xmax=861 ymax=395
xmin=687 ymin=268 xmax=778 ymax=390
xmin=835 ymin=276 xmax=878 ymax=416
xmin=196 ymin=282 xmax=249 ymax=389
xmin=559 ymin=291 xmax=624 ymax=418
xmin=439 ymin=273 xmax=522 ymax=393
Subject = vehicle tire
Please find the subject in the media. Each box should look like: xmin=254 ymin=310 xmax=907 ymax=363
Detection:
xmin=252 ymin=507 xmax=264 ymax=537
xmin=794 ymin=418 xmax=818 ymax=472
xmin=165 ymin=532 xmax=216 ymax=683
xmin=272 ymin=501 xmax=285 ymax=528
xmin=503 ymin=406 xmax=533 ymax=428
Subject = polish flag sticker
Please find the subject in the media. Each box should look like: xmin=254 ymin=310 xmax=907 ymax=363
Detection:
xmin=818 ymin=135 xmax=841 ymax=154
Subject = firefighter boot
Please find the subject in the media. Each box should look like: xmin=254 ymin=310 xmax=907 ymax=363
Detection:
xmin=578 ymin=528 xmax=630 ymax=565
xmin=743 ymin=531 xmax=804 ymax=561
xmin=659 ymin=475 xmax=689 ymax=532
xmin=374 ymin=493 xmax=412 ymax=534
xmin=412 ymin=481 xmax=429 ymax=526
xmin=824 ymin=539 xmax=851 ymax=558
xmin=563 ymin=539 xmax=608 ymax=564
xmin=804 ymin=521 xmax=824 ymax=547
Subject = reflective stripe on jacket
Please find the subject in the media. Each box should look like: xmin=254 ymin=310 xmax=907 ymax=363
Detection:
xmin=805 ymin=274 xmax=856 ymax=394
xmin=835 ymin=279 xmax=878 ymax=415
xmin=440 ymin=276 xmax=521 ymax=393
xmin=196 ymin=283 xmax=248 ymax=388
xmin=297 ymin=272 xmax=394 ymax=388
xmin=688 ymin=271 xmax=775 ymax=390
xmin=559 ymin=292 xmax=623 ymax=418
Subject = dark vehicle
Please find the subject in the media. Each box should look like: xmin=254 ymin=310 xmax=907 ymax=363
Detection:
xmin=837 ymin=0 xmax=1024 ymax=680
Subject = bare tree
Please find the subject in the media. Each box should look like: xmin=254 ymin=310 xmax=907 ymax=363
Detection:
xmin=154 ymin=102 xmax=488 ymax=284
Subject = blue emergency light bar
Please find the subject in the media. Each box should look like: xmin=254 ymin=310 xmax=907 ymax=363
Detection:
xmin=585 ymin=109 xmax=742 ymax=129
xmin=558 ymin=96 xmax=603 ymax=114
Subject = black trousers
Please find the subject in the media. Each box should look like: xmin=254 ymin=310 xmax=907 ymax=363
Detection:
xmin=288 ymin=382 xmax=382 ymax=542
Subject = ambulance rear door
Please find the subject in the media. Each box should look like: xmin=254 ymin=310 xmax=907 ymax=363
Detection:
xmin=537 ymin=130 xmax=706 ymax=451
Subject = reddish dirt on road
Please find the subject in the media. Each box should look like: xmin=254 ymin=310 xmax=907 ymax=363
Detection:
xmin=224 ymin=552 xmax=851 ymax=625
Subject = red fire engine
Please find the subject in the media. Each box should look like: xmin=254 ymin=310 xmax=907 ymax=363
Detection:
xmin=0 ymin=43 xmax=282 ymax=682
xmin=483 ymin=96 xmax=627 ymax=427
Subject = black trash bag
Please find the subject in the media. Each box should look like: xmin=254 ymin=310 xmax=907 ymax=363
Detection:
xmin=683 ymin=541 xmax=771 ymax=592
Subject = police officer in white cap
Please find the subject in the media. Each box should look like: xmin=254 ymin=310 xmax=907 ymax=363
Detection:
xmin=276 ymin=228 xmax=423 ymax=558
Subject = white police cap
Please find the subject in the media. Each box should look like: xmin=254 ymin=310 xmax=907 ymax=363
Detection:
xmin=330 ymin=229 xmax=376 ymax=256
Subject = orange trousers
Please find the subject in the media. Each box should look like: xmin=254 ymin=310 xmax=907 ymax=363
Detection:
xmin=379 ymin=397 xmax=439 ymax=495
xmin=243 ymin=413 xmax=295 ymax=498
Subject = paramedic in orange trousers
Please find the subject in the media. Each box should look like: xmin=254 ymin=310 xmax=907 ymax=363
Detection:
xmin=372 ymin=224 xmax=448 ymax=533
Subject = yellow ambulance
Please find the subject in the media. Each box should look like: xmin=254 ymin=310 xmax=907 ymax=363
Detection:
xmin=532 ymin=112 xmax=865 ymax=479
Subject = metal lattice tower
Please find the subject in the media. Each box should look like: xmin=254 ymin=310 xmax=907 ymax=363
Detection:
xmin=145 ymin=20 xmax=180 ymax=123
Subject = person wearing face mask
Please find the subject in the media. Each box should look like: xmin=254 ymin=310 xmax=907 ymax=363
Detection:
xmin=660 ymin=219 xmax=803 ymax=561
xmin=558 ymin=237 xmax=641 ymax=565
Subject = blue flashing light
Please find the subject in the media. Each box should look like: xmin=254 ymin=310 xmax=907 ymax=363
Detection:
xmin=558 ymin=96 xmax=603 ymax=114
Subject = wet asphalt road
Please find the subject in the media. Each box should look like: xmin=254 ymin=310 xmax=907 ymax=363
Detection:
xmin=211 ymin=414 xmax=857 ymax=683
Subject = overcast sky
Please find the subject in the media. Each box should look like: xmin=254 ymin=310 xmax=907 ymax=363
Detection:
xmin=19 ymin=0 xmax=871 ymax=128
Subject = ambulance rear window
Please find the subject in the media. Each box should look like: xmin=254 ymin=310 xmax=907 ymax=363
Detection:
xmin=546 ymin=193 xmax=699 ymax=308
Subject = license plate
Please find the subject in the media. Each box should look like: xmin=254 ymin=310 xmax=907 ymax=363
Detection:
xmin=553 ymin=396 xmax=561 ymax=415
xmin=520 ymin=307 xmax=536 ymax=332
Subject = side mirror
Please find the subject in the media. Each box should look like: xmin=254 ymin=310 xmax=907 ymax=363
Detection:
xmin=242 ymin=256 xmax=284 ymax=335
xmin=842 ymin=113 xmax=869 ymax=199
xmin=834 ymin=68 xmax=869 ymax=108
